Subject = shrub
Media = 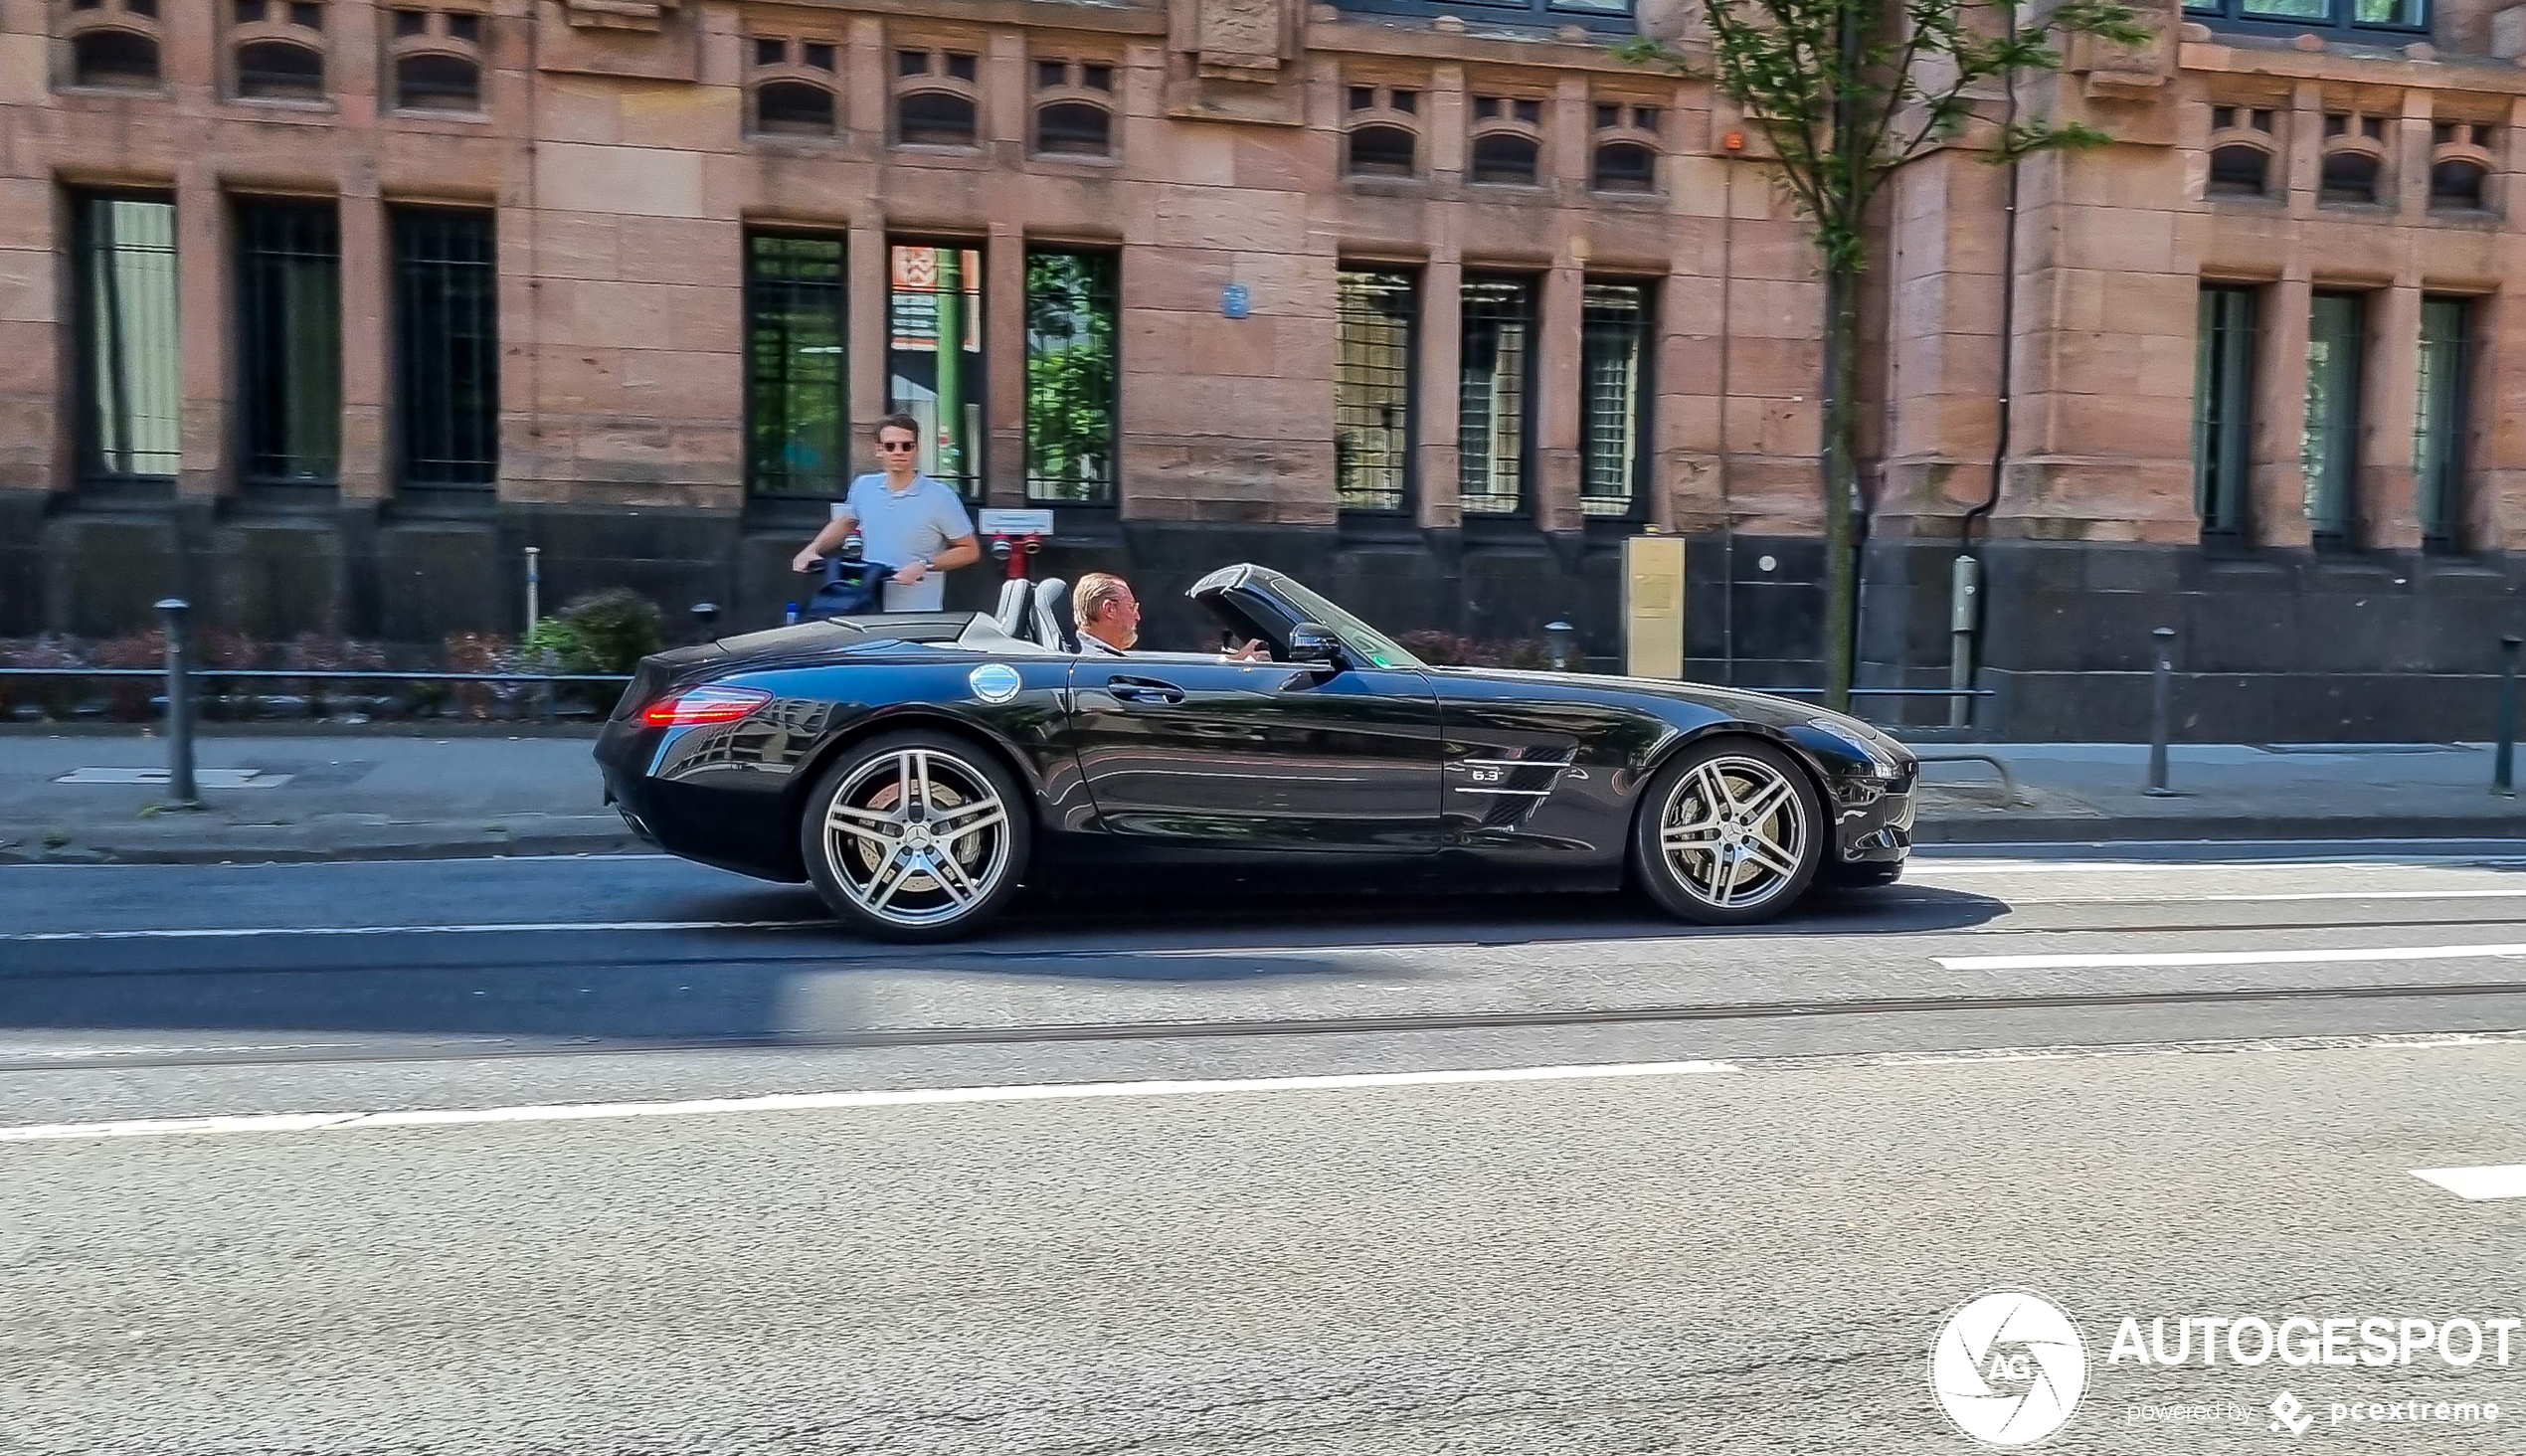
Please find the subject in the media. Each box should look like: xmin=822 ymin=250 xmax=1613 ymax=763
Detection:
xmin=558 ymin=589 xmax=661 ymax=675
xmin=1394 ymin=630 xmax=1554 ymax=670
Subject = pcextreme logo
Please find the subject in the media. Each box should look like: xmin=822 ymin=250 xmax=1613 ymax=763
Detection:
xmin=1929 ymin=1289 xmax=2089 ymax=1448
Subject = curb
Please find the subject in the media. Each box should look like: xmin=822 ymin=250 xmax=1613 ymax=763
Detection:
xmin=8 ymin=815 xmax=2526 ymax=866
xmin=0 ymin=826 xmax=643 ymax=866
xmin=1916 ymin=815 xmax=2526 ymax=845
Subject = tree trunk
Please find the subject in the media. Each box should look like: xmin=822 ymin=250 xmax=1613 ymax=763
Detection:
xmin=1817 ymin=257 xmax=1863 ymax=712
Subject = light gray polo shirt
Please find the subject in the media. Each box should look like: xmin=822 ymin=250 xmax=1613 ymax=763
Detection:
xmin=842 ymin=472 xmax=975 ymax=612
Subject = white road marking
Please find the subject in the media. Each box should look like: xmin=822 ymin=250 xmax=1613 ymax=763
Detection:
xmin=2413 ymin=1165 xmax=2526 ymax=1201
xmin=1899 ymin=888 xmax=2526 ymax=906
xmin=1917 ymin=854 xmax=2526 ymax=875
xmin=1918 ymin=839 xmax=2526 ymax=854
xmin=0 ymin=1060 xmax=1742 ymax=1144
xmin=1941 ymin=943 xmax=2526 ymax=972
xmin=0 ymin=919 xmax=827 ymax=943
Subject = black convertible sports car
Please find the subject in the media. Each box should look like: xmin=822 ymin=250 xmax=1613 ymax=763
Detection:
xmin=596 ymin=564 xmax=1917 ymax=940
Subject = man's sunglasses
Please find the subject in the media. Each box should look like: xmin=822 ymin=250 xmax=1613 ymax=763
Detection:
xmin=875 ymin=441 xmax=918 ymax=453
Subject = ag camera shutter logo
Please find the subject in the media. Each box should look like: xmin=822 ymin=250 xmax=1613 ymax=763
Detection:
xmin=1930 ymin=1289 xmax=2089 ymax=1446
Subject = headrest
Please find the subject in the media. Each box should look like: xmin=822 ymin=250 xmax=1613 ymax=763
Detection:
xmin=1031 ymin=577 xmax=1073 ymax=652
xmin=993 ymin=577 xmax=1030 ymax=637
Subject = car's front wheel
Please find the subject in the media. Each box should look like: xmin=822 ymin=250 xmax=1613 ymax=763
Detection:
xmin=1631 ymin=738 xmax=1825 ymax=926
xmin=800 ymin=730 xmax=1030 ymax=941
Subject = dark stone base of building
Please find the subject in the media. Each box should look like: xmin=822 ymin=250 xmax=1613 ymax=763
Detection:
xmin=6 ymin=490 xmax=2520 ymax=743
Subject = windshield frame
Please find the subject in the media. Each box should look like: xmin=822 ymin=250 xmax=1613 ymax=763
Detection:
xmin=1255 ymin=571 xmax=1425 ymax=670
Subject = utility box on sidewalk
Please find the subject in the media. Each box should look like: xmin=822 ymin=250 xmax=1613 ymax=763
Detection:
xmin=1622 ymin=533 xmax=1687 ymax=680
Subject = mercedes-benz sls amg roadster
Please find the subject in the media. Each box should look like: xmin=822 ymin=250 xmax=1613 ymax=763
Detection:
xmin=596 ymin=564 xmax=1917 ymax=940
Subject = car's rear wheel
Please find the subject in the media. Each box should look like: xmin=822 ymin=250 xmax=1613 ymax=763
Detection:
xmin=800 ymin=730 xmax=1030 ymax=941
xmin=1631 ymin=738 xmax=1825 ymax=925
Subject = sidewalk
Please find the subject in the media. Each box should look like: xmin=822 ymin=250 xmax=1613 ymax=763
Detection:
xmin=3 ymin=731 xmax=2525 ymax=864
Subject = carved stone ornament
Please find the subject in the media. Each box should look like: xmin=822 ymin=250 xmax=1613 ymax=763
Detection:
xmin=1195 ymin=0 xmax=1285 ymax=73
xmin=563 ymin=0 xmax=677 ymax=30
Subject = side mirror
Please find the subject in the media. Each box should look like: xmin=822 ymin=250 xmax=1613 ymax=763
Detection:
xmin=1287 ymin=622 xmax=1343 ymax=669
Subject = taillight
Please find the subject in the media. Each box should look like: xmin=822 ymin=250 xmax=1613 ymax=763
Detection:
xmin=641 ymin=685 xmax=771 ymax=727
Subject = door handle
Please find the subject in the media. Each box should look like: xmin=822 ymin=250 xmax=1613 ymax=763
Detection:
xmin=1106 ymin=676 xmax=1185 ymax=705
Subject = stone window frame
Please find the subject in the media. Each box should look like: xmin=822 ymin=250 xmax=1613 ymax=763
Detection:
xmin=58 ymin=0 xmax=166 ymax=94
xmin=1030 ymin=54 xmax=1121 ymax=161
xmin=383 ymin=5 xmax=490 ymax=118
xmin=2427 ymin=118 xmax=2497 ymax=215
xmin=892 ymin=43 xmax=984 ymax=152
xmin=1589 ymin=97 xmax=1663 ymax=195
xmin=2315 ymin=107 xmax=2391 ymax=207
xmin=748 ymin=31 xmax=843 ymax=139
xmin=2203 ymin=103 xmax=2281 ymax=201
xmin=1467 ymin=91 xmax=1548 ymax=189
xmin=1344 ymin=82 xmax=1424 ymax=179
xmin=227 ymin=0 xmax=331 ymax=108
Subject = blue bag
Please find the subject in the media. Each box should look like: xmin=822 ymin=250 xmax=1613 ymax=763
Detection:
xmin=808 ymin=558 xmax=894 ymax=617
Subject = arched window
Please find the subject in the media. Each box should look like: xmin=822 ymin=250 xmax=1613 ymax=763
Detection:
xmin=756 ymin=80 xmax=835 ymax=135
xmin=2207 ymin=144 xmax=2268 ymax=196
xmin=1346 ymin=124 xmax=1416 ymax=177
xmin=237 ymin=40 xmax=323 ymax=99
xmin=72 ymin=29 xmax=159 ymax=89
xmin=898 ymin=90 xmax=976 ymax=147
xmin=2319 ymin=151 xmax=2379 ymax=204
xmin=1471 ymin=133 xmax=1537 ymax=185
xmin=395 ymin=53 xmax=479 ymax=111
xmin=1592 ymin=141 xmax=1656 ymax=192
xmin=1035 ymin=100 xmax=1111 ymax=156
xmin=2431 ymin=158 xmax=2486 ymax=210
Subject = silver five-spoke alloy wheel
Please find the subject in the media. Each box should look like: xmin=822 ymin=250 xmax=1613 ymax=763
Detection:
xmin=804 ymin=732 xmax=1029 ymax=939
xmin=1661 ymin=755 xmax=1805 ymax=910
xmin=1632 ymin=739 xmax=1823 ymax=925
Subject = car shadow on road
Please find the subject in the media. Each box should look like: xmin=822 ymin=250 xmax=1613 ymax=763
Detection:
xmin=0 ymin=881 xmax=2009 ymax=1060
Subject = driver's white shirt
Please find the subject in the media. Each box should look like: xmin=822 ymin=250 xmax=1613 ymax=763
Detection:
xmin=1079 ymin=633 xmax=1127 ymax=657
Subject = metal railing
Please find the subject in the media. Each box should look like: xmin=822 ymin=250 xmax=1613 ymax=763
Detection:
xmin=0 ymin=600 xmax=632 ymax=806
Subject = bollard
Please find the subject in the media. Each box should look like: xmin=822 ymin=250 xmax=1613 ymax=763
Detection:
xmin=1545 ymin=621 xmax=1575 ymax=671
xmin=691 ymin=602 xmax=720 ymax=643
xmin=2496 ymin=635 xmax=2521 ymax=797
xmin=524 ymin=545 xmax=542 ymax=635
xmin=2145 ymin=626 xmax=2176 ymax=797
xmin=156 ymin=598 xmax=200 ymax=811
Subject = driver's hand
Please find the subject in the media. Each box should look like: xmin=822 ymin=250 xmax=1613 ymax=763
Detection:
xmin=790 ymin=549 xmax=821 ymax=574
xmin=892 ymin=561 xmax=929 ymax=585
xmin=1223 ymin=638 xmax=1269 ymax=662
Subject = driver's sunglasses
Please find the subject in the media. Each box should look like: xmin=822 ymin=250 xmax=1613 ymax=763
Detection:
xmin=875 ymin=440 xmax=918 ymax=453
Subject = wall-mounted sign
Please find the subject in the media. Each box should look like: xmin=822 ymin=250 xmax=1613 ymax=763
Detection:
xmin=1222 ymin=283 xmax=1250 ymax=319
xmin=978 ymin=508 xmax=1056 ymax=536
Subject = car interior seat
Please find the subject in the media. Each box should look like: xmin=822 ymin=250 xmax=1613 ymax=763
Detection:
xmin=993 ymin=577 xmax=1030 ymax=638
xmin=1031 ymin=577 xmax=1075 ymax=652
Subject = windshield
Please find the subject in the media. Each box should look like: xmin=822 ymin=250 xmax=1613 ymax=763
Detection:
xmin=1265 ymin=574 xmax=1425 ymax=670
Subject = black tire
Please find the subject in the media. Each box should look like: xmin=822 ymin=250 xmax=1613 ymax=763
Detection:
xmin=1630 ymin=737 xmax=1826 ymax=926
xmin=799 ymin=729 xmax=1031 ymax=942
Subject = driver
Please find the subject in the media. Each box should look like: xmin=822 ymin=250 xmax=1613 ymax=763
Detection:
xmin=1074 ymin=573 xmax=1266 ymax=660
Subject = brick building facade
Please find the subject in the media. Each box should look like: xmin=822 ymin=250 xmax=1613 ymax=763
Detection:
xmin=4 ymin=0 xmax=2524 ymax=738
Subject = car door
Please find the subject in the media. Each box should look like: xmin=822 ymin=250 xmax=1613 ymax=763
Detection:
xmin=1065 ymin=655 xmax=1444 ymax=852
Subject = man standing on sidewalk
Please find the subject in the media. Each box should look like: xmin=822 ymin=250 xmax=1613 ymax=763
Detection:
xmin=791 ymin=414 xmax=981 ymax=613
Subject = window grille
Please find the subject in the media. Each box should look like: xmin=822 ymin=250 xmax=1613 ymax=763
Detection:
xmin=394 ymin=207 xmax=498 ymax=489
xmin=1335 ymin=269 xmax=1414 ymax=514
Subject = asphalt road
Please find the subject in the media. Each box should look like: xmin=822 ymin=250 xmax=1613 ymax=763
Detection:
xmin=6 ymin=845 xmax=2526 ymax=1453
